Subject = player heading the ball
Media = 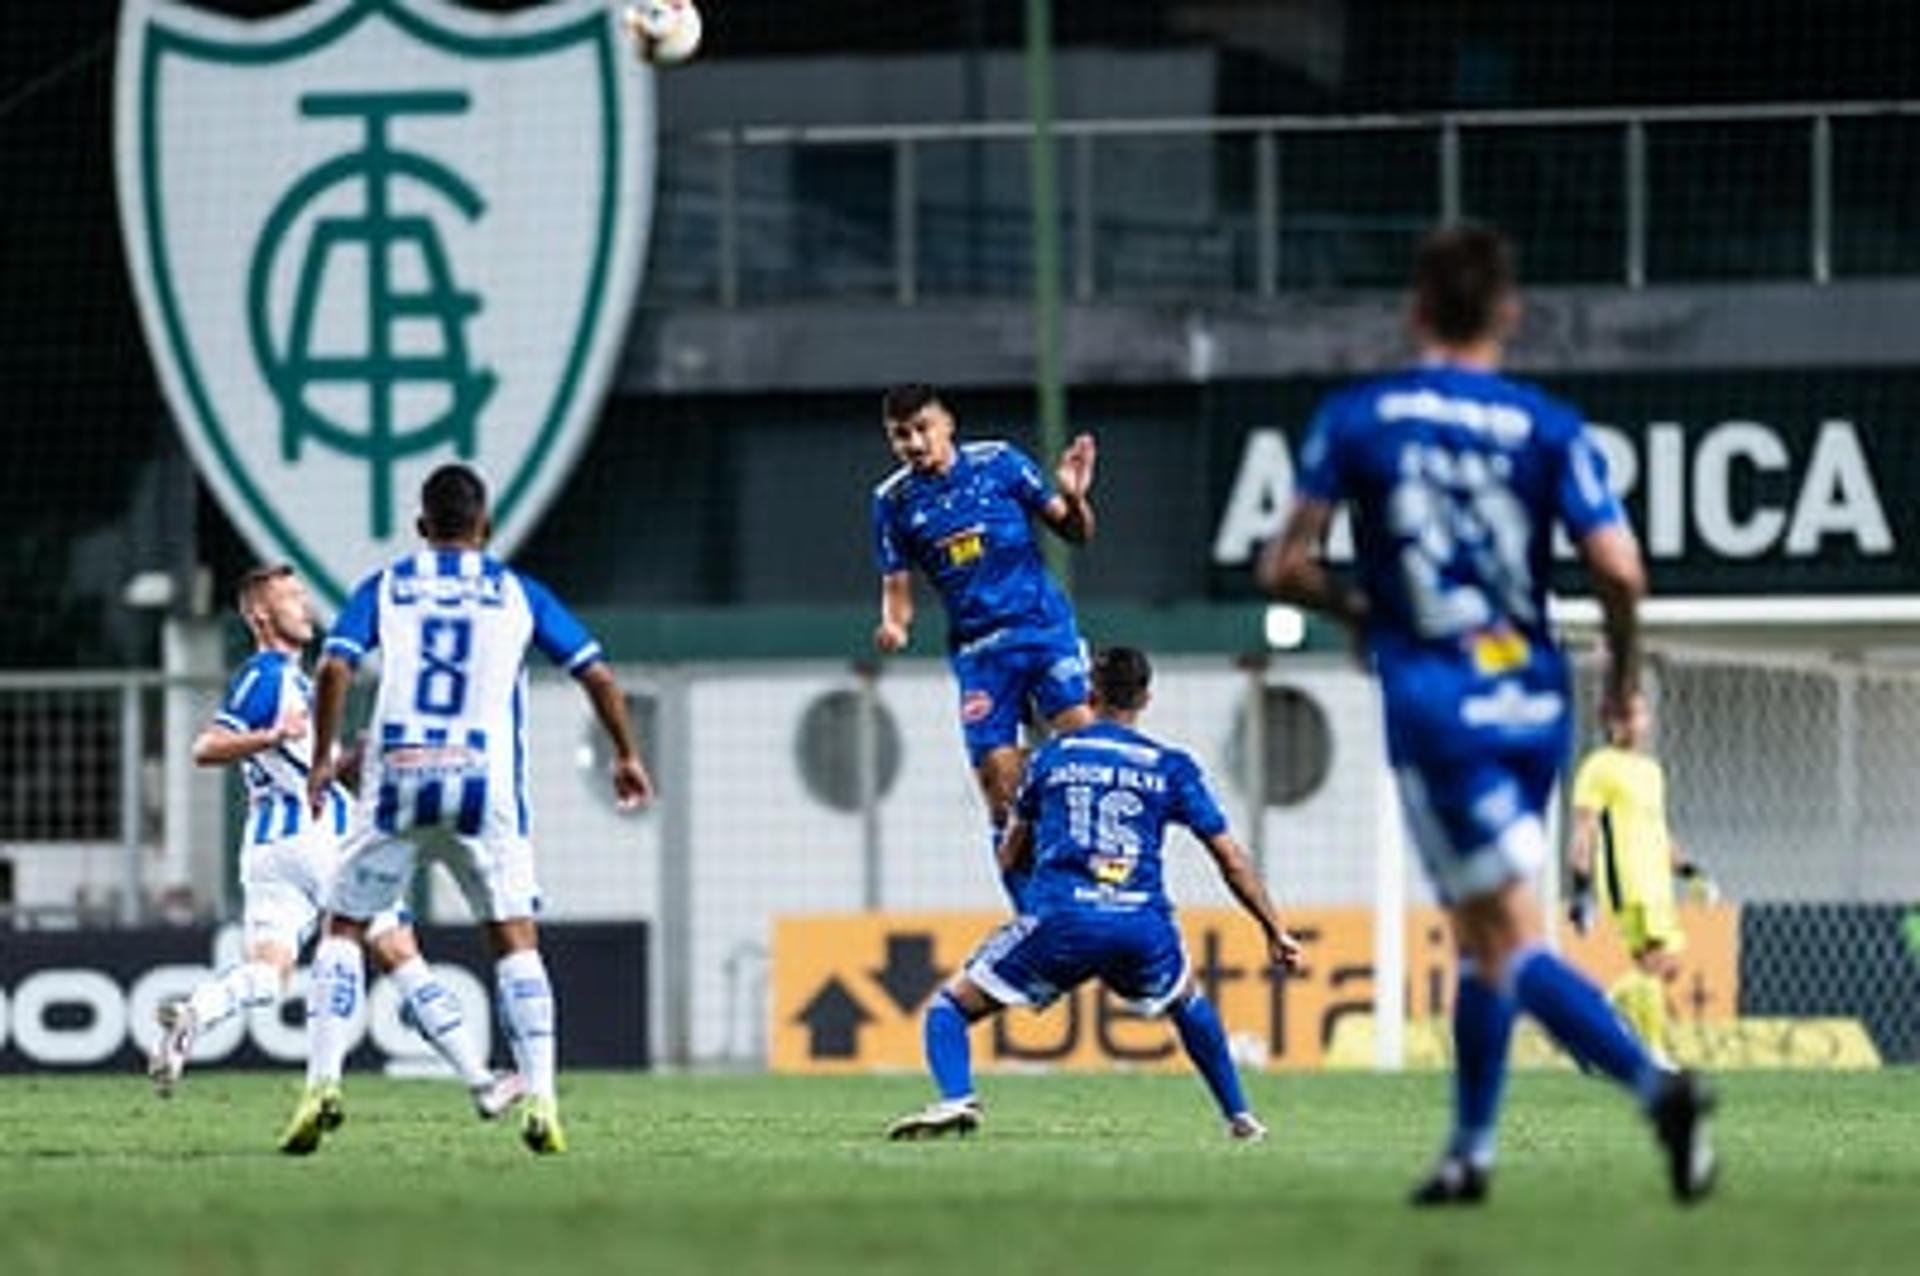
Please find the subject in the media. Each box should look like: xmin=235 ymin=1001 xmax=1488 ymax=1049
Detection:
xmin=870 ymin=383 xmax=1098 ymax=910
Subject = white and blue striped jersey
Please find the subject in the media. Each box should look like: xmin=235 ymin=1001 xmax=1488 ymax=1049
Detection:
xmin=213 ymin=650 xmax=350 ymax=844
xmin=323 ymin=549 xmax=604 ymax=839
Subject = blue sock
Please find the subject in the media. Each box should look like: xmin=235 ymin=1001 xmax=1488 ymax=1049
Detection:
xmin=1511 ymin=945 xmax=1661 ymax=1104
xmin=1450 ymin=961 xmax=1515 ymax=1167
xmin=1171 ymin=993 xmax=1250 ymax=1121
xmin=924 ymin=990 xmax=974 ymax=1101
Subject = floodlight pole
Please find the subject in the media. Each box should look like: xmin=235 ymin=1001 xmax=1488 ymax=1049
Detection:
xmin=1024 ymin=0 xmax=1071 ymax=591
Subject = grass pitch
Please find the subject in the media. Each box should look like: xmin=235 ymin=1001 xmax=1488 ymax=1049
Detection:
xmin=1 ymin=1071 xmax=1916 ymax=1276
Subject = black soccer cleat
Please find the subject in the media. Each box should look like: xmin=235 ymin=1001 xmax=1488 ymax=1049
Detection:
xmin=1651 ymin=1071 xmax=1718 ymax=1205
xmin=1409 ymin=1155 xmax=1491 ymax=1207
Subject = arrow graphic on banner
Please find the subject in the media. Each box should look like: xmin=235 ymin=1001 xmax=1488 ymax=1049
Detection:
xmin=869 ymin=933 xmax=948 ymax=1014
xmin=793 ymin=977 xmax=875 ymax=1059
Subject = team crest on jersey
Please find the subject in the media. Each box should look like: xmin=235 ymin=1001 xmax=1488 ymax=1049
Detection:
xmin=115 ymin=0 xmax=655 ymax=609
xmin=961 ymin=690 xmax=994 ymax=724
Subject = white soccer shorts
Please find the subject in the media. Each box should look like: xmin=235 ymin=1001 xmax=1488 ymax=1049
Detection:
xmin=240 ymin=826 xmax=403 ymax=952
xmin=328 ymin=819 xmax=542 ymax=924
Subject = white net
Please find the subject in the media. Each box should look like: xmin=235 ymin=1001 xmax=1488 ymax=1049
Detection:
xmin=1567 ymin=644 xmax=1920 ymax=1064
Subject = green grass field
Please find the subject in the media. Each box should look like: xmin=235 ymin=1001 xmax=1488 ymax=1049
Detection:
xmin=2 ymin=1071 xmax=1916 ymax=1276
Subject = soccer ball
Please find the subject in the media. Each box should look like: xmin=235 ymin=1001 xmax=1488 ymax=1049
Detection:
xmin=623 ymin=0 xmax=704 ymax=66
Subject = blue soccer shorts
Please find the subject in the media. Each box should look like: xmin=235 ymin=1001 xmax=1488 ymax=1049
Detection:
xmin=950 ymin=631 xmax=1089 ymax=766
xmin=964 ymin=908 xmax=1189 ymax=1017
xmin=1382 ymin=656 xmax=1572 ymax=905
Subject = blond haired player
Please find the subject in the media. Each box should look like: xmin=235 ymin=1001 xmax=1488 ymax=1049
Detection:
xmin=1566 ymin=691 xmax=1709 ymax=1064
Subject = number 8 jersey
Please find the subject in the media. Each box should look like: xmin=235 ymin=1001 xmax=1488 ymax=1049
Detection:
xmin=323 ymin=549 xmax=604 ymax=838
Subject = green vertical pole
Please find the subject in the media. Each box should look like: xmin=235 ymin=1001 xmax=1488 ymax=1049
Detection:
xmin=1024 ymin=0 xmax=1071 ymax=591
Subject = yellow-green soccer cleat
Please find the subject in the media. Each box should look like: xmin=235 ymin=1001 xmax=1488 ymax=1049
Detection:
xmin=277 ymin=1084 xmax=344 ymax=1156
xmin=520 ymin=1096 xmax=567 ymax=1155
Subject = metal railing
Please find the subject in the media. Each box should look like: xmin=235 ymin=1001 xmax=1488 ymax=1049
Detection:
xmin=650 ymin=100 xmax=1920 ymax=307
xmin=0 ymin=672 xmax=175 ymax=926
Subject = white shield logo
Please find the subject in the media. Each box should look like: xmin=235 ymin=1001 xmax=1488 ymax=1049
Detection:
xmin=115 ymin=0 xmax=654 ymax=608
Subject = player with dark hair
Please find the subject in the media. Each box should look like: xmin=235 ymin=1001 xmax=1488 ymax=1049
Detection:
xmin=279 ymin=464 xmax=653 ymax=1156
xmin=871 ymin=383 xmax=1098 ymax=908
xmin=885 ymin=646 xmax=1301 ymax=1142
xmin=150 ymin=565 xmax=517 ymax=1118
xmin=1259 ymin=223 xmax=1717 ymax=1205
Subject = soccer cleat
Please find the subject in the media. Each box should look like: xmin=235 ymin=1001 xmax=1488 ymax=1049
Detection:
xmin=148 ymin=999 xmax=197 ymax=1098
xmin=520 ymin=1096 xmax=567 ymax=1155
xmin=277 ymin=1084 xmax=344 ymax=1156
xmin=885 ymin=1097 xmax=983 ymax=1142
xmin=1409 ymin=1155 xmax=1491 ymax=1207
xmin=1650 ymin=1071 xmax=1718 ymax=1205
xmin=472 ymin=1072 xmax=528 ymax=1122
xmin=1226 ymin=1113 xmax=1269 ymax=1143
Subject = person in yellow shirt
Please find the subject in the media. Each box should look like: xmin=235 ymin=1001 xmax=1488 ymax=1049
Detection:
xmin=1566 ymin=691 xmax=1708 ymax=1064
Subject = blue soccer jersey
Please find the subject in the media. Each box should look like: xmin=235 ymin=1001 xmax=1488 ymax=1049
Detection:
xmin=1297 ymin=363 xmax=1622 ymax=665
xmin=871 ymin=440 xmax=1076 ymax=650
xmin=1016 ymin=720 xmax=1230 ymax=916
xmin=1296 ymin=361 xmax=1626 ymax=899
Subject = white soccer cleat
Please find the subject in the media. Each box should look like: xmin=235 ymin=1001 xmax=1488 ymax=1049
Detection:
xmin=885 ymin=1097 xmax=983 ymax=1141
xmin=1226 ymin=1113 xmax=1269 ymax=1143
xmin=472 ymin=1071 xmax=528 ymax=1122
xmin=148 ymin=999 xmax=197 ymax=1098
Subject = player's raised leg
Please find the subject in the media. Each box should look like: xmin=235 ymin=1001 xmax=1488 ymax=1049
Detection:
xmin=367 ymin=920 xmax=525 ymax=1120
xmin=150 ymin=941 xmax=290 ymax=1097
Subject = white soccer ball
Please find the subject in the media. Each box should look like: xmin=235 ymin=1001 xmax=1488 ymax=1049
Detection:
xmin=623 ymin=0 xmax=704 ymax=66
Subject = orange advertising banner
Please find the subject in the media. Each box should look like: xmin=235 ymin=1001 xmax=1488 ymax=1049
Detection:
xmin=770 ymin=905 xmax=1740 ymax=1073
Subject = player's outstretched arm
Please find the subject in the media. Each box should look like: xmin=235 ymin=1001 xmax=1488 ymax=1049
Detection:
xmin=578 ymin=662 xmax=655 ymax=810
xmin=1201 ymin=831 xmax=1302 ymax=969
xmin=1579 ymin=524 xmax=1647 ymax=717
xmin=1042 ymin=433 xmax=1097 ymax=544
xmin=874 ymin=571 xmax=914 ymax=653
xmin=304 ymin=656 xmax=352 ymax=816
xmin=1256 ymin=499 xmax=1367 ymax=630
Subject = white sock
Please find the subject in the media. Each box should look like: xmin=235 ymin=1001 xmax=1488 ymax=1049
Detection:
xmin=186 ymin=960 xmax=282 ymax=1031
xmin=495 ymin=950 xmax=556 ymax=1100
xmin=386 ymin=956 xmax=491 ymax=1088
xmin=306 ymin=936 xmax=364 ymax=1088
